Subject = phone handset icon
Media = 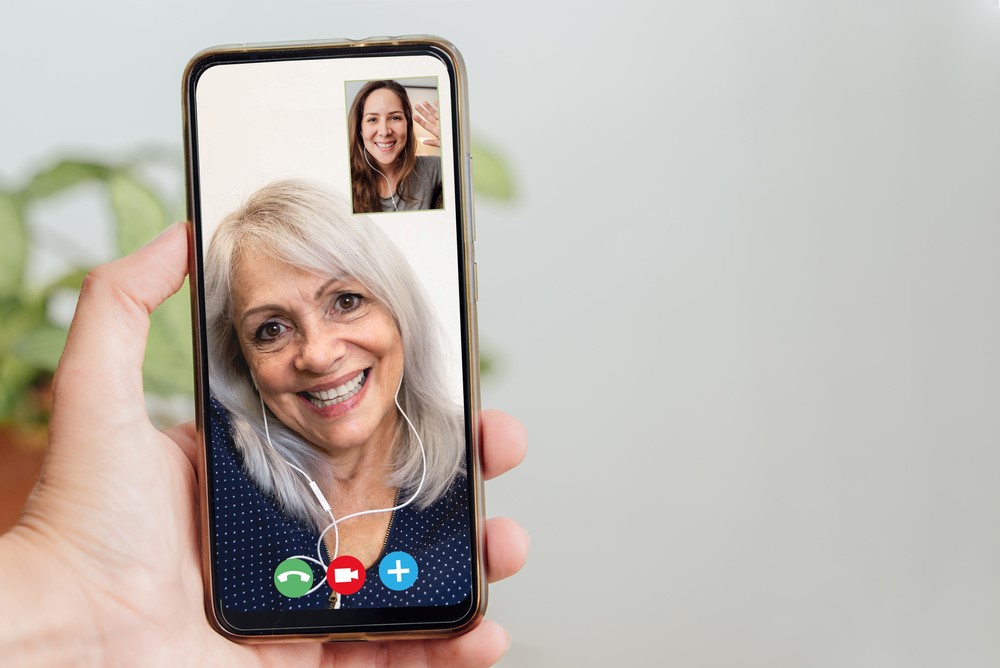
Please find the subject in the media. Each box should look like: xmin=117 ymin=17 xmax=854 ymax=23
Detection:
xmin=274 ymin=558 xmax=315 ymax=598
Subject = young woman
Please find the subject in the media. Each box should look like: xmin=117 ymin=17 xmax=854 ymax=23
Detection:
xmin=348 ymin=80 xmax=443 ymax=213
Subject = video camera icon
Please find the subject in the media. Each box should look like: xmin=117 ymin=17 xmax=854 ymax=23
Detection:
xmin=326 ymin=555 xmax=366 ymax=595
xmin=333 ymin=567 xmax=359 ymax=583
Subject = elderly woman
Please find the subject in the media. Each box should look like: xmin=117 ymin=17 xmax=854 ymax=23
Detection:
xmin=204 ymin=179 xmax=469 ymax=611
xmin=348 ymin=79 xmax=443 ymax=213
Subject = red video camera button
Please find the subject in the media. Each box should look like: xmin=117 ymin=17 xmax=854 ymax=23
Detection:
xmin=326 ymin=555 xmax=366 ymax=595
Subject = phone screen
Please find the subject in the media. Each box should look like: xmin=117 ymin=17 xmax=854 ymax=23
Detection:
xmin=185 ymin=41 xmax=481 ymax=637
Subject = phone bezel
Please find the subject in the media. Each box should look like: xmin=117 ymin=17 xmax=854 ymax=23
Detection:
xmin=182 ymin=36 xmax=484 ymax=641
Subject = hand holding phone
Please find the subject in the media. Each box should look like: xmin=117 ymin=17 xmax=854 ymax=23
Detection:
xmin=0 ymin=223 xmax=527 ymax=665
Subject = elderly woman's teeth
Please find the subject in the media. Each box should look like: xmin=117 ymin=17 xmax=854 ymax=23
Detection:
xmin=307 ymin=371 xmax=366 ymax=407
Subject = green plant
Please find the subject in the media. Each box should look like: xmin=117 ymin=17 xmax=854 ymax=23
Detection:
xmin=0 ymin=158 xmax=192 ymax=436
xmin=471 ymin=141 xmax=515 ymax=200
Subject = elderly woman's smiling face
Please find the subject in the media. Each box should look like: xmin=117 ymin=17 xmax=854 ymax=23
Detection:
xmin=231 ymin=249 xmax=404 ymax=455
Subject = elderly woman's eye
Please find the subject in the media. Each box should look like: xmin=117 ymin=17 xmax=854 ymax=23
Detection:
xmin=334 ymin=293 xmax=363 ymax=312
xmin=255 ymin=321 xmax=286 ymax=341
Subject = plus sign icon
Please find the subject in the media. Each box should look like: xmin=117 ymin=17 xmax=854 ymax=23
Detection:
xmin=378 ymin=551 xmax=419 ymax=591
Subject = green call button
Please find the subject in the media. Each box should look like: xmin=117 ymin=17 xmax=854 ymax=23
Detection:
xmin=274 ymin=558 xmax=314 ymax=598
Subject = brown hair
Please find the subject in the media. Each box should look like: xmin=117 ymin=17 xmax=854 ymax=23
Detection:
xmin=348 ymin=80 xmax=419 ymax=213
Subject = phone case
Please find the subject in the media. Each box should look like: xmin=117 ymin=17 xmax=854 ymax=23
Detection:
xmin=182 ymin=36 xmax=484 ymax=641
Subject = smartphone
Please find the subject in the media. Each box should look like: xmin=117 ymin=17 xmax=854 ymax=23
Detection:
xmin=182 ymin=36 xmax=483 ymax=641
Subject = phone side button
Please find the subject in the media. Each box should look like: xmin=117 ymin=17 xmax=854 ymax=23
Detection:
xmin=467 ymin=152 xmax=476 ymax=241
xmin=474 ymin=262 xmax=479 ymax=302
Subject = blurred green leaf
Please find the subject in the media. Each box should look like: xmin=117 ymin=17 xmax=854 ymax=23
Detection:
xmin=0 ymin=296 xmax=45 ymax=349
xmin=22 ymin=160 xmax=110 ymax=200
xmin=0 ymin=351 xmax=39 ymax=420
xmin=143 ymin=283 xmax=194 ymax=396
xmin=108 ymin=170 xmax=168 ymax=255
xmin=11 ymin=325 xmax=68 ymax=373
xmin=479 ymin=341 xmax=502 ymax=379
xmin=479 ymin=354 xmax=494 ymax=378
xmin=2 ymin=154 xmax=197 ymax=426
xmin=0 ymin=297 xmax=49 ymax=420
xmin=42 ymin=268 xmax=89 ymax=296
xmin=0 ymin=193 xmax=26 ymax=295
xmin=471 ymin=141 xmax=515 ymax=200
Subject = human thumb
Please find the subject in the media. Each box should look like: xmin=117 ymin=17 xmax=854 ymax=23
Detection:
xmin=49 ymin=222 xmax=190 ymax=441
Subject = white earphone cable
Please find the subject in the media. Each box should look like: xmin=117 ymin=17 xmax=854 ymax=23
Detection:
xmin=362 ymin=147 xmax=399 ymax=211
xmin=259 ymin=372 xmax=425 ymax=596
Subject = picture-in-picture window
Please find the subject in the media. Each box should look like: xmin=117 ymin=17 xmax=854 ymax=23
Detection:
xmin=346 ymin=78 xmax=443 ymax=214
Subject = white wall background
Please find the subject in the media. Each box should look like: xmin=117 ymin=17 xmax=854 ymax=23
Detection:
xmin=4 ymin=1 xmax=1000 ymax=665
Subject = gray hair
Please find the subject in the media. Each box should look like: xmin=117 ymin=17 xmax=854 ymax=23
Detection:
xmin=205 ymin=179 xmax=464 ymax=530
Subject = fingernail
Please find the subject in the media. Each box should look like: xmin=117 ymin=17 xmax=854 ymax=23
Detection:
xmin=148 ymin=221 xmax=182 ymax=246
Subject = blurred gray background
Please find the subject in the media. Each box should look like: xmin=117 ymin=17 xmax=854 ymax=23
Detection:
xmin=4 ymin=1 xmax=1000 ymax=665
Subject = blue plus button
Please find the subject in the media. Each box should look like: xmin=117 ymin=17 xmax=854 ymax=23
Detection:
xmin=378 ymin=551 xmax=419 ymax=591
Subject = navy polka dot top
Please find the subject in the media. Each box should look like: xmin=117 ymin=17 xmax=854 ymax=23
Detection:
xmin=208 ymin=397 xmax=472 ymax=612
